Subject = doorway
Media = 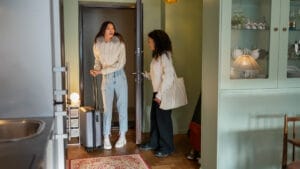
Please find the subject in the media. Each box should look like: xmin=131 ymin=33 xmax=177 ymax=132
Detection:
xmin=79 ymin=4 xmax=136 ymax=130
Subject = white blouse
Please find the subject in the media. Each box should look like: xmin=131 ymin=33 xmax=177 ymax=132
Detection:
xmin=93 ymin=36 xmax=126 ymax=75
xmin=145 ymin=52 xmax=176 ymax=100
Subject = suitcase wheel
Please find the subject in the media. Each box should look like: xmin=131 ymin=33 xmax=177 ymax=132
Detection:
xmin=86 ymin=148 xmax=94 ymax=152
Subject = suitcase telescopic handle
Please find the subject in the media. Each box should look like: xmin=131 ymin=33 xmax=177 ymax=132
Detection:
xmin=92 ymin=77 xmax=99 ymax=110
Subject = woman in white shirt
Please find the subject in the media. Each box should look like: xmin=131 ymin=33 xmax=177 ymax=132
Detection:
xmin=139 ymin=30 xmax=175 ymax=158
xmin=90 ymin=21 xmax=128 ymax=150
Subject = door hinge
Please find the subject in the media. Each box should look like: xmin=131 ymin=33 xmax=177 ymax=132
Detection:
xmin=54 ymin=90 xmax=67 ymax=96
xmin=53 ymin=66 xmax=67 ymax=73
xmin=54 ymin=134 xmax=68 ymax=140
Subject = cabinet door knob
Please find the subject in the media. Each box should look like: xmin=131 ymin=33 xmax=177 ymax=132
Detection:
xmin=274 ymin=27 xmax=278 ymax=31
xmin=283 ymin=27 xmax=287 ymax=32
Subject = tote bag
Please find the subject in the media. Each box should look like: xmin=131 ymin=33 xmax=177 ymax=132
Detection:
xmin=160 ymin=75 xmax=188 ymax=110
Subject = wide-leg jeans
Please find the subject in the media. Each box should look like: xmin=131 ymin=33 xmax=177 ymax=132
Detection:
xmin=101 ymin=69 xmax=128 ymax=136
xmin=149 ymin=92 xmax=174 ymax=153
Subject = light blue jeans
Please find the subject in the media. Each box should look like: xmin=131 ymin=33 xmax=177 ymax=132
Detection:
xmin=101 ymin=69 xmax=128 ymax=136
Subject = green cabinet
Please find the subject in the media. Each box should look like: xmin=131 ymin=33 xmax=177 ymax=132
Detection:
xmin=279 ymin=0 xmax=300 ymax=87
xmin=220 ymin=0 xmax=300 ymax=89
xmin=202 ymin=0 xmax=300 ymax=168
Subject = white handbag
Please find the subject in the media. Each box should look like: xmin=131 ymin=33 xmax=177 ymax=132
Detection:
xmin=160 ymin=75 xmax=188 ymax=110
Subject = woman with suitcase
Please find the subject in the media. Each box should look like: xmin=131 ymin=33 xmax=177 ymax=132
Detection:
xmin=90 ymin=21 xmax=128 ymax=150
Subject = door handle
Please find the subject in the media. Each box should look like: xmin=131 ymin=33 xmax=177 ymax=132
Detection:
xmin=132 ymin=72 xmax=144 ymax=82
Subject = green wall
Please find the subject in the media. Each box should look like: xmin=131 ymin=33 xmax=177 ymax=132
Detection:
xmin=63 ymin=0 xmax=202 ymax=134
xmin=163 ymin=0 xmax=202 ymax=133
xmin=202 ymin=0 xmax=219 ymax=168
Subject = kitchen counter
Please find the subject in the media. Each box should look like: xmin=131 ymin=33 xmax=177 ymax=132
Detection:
xmin=0 ymin=117 xmax=54 ymax=169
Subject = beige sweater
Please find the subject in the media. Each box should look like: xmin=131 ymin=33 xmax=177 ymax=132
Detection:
xmin=145 ymin=52 xmax=176 ymax=100
xmin=93 ymin=36 xmax=126 ymax=75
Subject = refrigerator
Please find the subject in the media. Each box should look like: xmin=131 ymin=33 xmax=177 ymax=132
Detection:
xmin=0 ymin=0 xmax=66 ymax=169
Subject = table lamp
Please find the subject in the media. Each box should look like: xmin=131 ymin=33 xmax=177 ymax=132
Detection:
xmin=232 ymin=54 xmax=260 ymax=78
xmin=165 ymin=0 xmax=177 ymax=4
xmin=70 ymin=92 xmax=80 ymax=107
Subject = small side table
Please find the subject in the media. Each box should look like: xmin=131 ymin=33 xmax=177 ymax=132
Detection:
xmin=66 ymin=106 xmax=80 ymax=145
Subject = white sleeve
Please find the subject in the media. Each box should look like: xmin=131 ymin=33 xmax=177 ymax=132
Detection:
xmin=156 ymin=53 xmax=175 ymax=100
xmin=93 ymin=43 xmax=102 ymax=70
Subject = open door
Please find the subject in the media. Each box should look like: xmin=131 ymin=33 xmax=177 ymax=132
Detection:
xmin=79 ymin=1 xmax=142 ymax=145
xmin=135 ymin=0 xmax=143 ymax=144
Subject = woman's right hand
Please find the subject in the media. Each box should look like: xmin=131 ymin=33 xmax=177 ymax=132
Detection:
xmin=143 ymin=71 xmax=150 ymax=80
xmin=90 ymin=69 xmax=101 ymax=77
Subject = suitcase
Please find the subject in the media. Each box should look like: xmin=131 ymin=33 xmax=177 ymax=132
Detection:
xmin=188 ymin=94 xmax=201 ymax=152
xmin=188 ymin=121 xmax=201 ymax=152
xmin=80 ymin=106 xmax=102 ymax=152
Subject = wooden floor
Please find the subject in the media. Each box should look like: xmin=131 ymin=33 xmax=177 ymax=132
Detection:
xmin=67 ymin=129 xmax=200 ymax=169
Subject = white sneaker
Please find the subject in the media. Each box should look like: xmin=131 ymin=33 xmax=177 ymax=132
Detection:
xmin=115 ymin=137 xmax=126 ymax=148
xmin=104 ymin=137 xmax=112 ymax=150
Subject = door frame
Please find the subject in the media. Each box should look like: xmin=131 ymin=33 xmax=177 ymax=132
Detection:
xmin=135 ymin=0 xmax=143 ymax=144
xmin=78 ymin=1 xmax=143 ymax=144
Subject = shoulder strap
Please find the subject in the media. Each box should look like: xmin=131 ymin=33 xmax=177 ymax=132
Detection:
xmin=159 ymin=53 xmax=177 ymax=79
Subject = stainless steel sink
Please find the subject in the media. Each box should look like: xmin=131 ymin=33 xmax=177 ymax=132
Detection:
xmin=0 ymin=119 xmax=45 ymax=143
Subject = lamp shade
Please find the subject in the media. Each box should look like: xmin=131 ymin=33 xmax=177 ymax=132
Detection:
xmin=165 ymin=0 xmax=177 ymax=4
xmin=232 ymin=54 xmax=260 ymax=71
xmin=70 ymin=92 xmax=80 ymax=106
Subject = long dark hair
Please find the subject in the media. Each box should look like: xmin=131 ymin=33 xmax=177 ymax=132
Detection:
xmin=94 ymin=21 xmax=124 ymax=43
xmin=148 ymin=30 xmax=172 ymax=59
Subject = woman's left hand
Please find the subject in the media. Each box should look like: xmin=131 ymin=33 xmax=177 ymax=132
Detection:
xmin=154 ymin=98 xmax=161 ymax=105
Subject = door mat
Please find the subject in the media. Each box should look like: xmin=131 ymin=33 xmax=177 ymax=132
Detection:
xmin=69 ymin=154 xmax=150 ymax=169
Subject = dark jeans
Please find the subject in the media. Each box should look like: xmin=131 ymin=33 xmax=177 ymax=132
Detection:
xmin=149 ymin=93 xmax=174 ymax=153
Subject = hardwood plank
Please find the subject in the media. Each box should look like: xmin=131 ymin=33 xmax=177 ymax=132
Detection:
xmin=67 ymin=129 xmax=200 ymax=169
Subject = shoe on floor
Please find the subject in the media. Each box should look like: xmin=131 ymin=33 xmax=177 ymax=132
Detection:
xmin=139 ymin=143 xmax=156 ymax=151
xmin=154 ymin=151 xmax=173 ymax=158
xmin=186 ymin=149 xmax=200 ymax=160
xmin=115 ymin=137 xmax=126 ymax=148
xmin=104 ymin=138 xmax=112 ymax=150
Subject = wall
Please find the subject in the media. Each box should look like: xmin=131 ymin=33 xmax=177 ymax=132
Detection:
xmin=164 ymin=0 xmax=202 ymax=133
xmin=0 ymin=0 xmax=54 ymax=118
xmin=202 ymin=0 xmax=219 ymax=168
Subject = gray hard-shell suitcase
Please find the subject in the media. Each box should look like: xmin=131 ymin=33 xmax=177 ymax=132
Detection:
xmin=79 ymin=106 xmax=102 ymax=152
xmin=79 ymin=77 xmax=103 ymax=152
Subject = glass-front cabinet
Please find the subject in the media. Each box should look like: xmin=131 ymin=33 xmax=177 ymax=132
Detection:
xmin=278 ymin=0 xmax=300 ymax=87
xmin=221 ymin=0 xmax=300 ymax=89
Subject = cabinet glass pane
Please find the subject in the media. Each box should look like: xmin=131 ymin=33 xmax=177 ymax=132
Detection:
xmin=287 ymin=0 xmax=300 ymax=78
xmin=230 ymin=0 xmax=271 ymax=79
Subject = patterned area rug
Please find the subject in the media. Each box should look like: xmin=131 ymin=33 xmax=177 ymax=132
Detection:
xmin=69 ymin=154 xmax=150 ymax=169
